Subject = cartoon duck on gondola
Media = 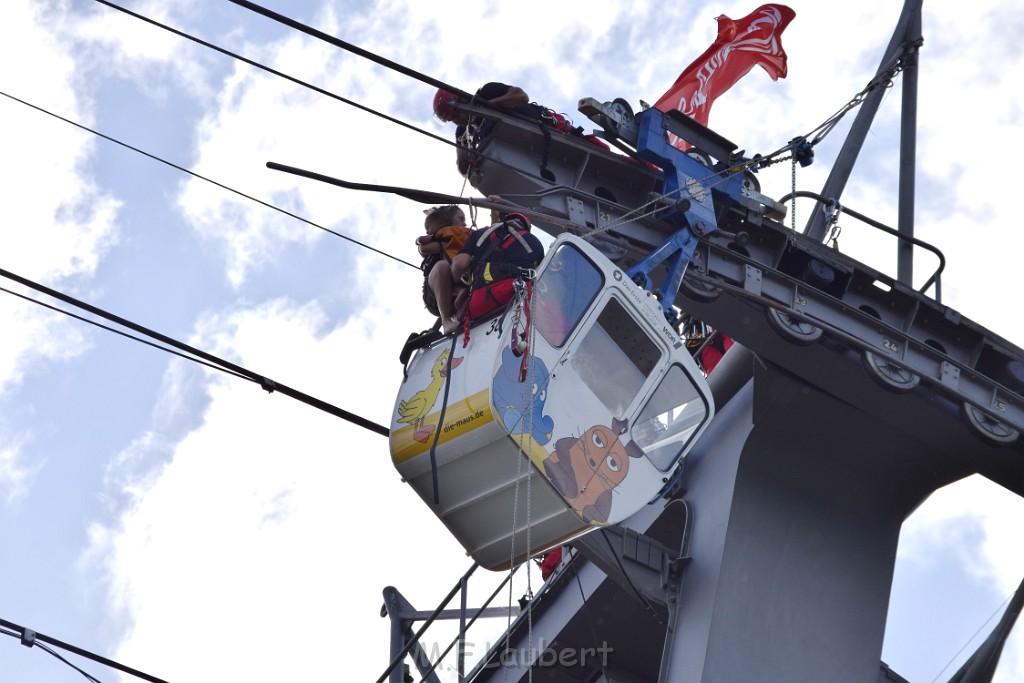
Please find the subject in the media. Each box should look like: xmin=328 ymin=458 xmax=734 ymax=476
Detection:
xmin=396 ymin=349 xmax=463 ymax=443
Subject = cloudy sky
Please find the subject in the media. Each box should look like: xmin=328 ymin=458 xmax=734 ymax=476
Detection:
xmin=1 ymin=0 xmax=1023 ymax=681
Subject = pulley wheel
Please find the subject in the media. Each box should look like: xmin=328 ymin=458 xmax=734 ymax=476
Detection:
xmin=680 ymin=268 xmax=722 ymax=303
xmin=961 ymin=402 xmax=1019 ymax=446
xmin=765 ymin=307 xmax=822 ymax=345
xmin=861 ymin=350 xmax=920 ymax=392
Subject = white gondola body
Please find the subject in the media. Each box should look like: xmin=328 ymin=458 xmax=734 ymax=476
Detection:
xmin=390 ymin=234 xmax=714 ymax=570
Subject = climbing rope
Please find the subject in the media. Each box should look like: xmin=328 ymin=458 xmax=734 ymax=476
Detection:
xmin=523 ymin=282 xmax=537 ymax=683
xmin=504 ymin=277 xmax=538 ymax=680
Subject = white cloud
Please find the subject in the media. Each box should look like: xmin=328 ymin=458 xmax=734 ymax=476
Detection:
xmin=177 ymin=44 xmax=405 ymax=286
xmin=903 ymin=477 xmax=1024 ymax=597
xmin=0 ymin=4 xmax=120 ymax=290
xmin=87 ymin=290 xmax=481 ymax=681
xmin=0 ymin=0 xmax=120 ymax=512
xmin=71 ymin=0 xmax=214 ymax=103
xmin=0 ymin=4 xmax=122 ymax=278
xmin=889 ymin=476 xmax=1024 ymax=682
xmin=0 ymin=439 xmax=40 ymax=505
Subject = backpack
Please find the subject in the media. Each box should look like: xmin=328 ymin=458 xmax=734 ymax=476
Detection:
xmin=467 ymin=217 xmax=538 ymax=290
xmin=421 ymin=257 xmax=441 ymax=316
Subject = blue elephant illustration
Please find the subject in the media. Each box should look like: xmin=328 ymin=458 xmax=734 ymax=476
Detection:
xmin=492 ymin=346 xmax=555 ymax=445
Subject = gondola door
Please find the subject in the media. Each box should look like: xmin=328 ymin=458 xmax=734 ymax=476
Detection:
xmin=484 ymin=235 xmax=714 ymax=563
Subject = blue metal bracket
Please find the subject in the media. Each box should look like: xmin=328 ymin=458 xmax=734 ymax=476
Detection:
xmin=626 ymin=229 xmax=701 ymax=323
xmin=626 ymin=108 xmax=722 ymax=322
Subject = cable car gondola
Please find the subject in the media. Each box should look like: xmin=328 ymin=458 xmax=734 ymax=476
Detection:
xmin=390 ymin=233 xmax=714 ymax=570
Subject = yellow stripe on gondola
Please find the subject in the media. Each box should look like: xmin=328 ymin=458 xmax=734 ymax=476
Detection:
xmin=391 ymin=390 xmax=494 ymax=464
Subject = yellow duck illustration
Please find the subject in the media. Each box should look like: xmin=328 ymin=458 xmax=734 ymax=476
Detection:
xmin=397 ymin=349 xmax=464 ymax=443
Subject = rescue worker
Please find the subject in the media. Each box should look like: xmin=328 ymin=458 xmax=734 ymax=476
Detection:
xmin=538 ymin=546 xmax=563 ymax=581
xmin=433 ymin=83 xmax=534 ymax=130
xmin=445 ymin=209 xmax=544 ymax=335
xmin=434 ymin=83 xmax=537 ymax=175
xmin=700 ymin=332 xmax=734 ymax=375
xmin=434 ymin=84 xmax=583 ymax=175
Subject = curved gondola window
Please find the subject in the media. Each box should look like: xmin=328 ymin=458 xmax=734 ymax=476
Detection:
xmin=632 ymin=364 xmax=710 ymax=471
xmin=570 ymin=298 xmax=661 ymax=417
xmin=534 ymin=242 xmax=604 ymax=348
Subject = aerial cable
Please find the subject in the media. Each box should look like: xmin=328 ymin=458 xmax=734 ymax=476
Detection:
xmin=1 ymin=624 xmax=104 ymax=683
xmin=30 ymin=642 xmax=103 ymax=683
xmin=0 ymin=616 xmax=168 ymax=683
xmin=929 ymin=589 xmax=1016 ymax=683
xmin=224 ymin=0 xmax=473 ymax=100
xmin=0 ymin=265 xmax=390 ymax=437
xmin=100 ymin=0 xmax=910 ymax=232
xmin=0 ymin=89 xmax=416 ymax=270
xmin=92 ymin=0 xmax=453 ymax=154
xmin=90 ymin=1 xmax=557 ymax=225
xmin=753 ymin=46 xmax=911 ymax=169
xmin=95 ymin=0 xmax=516 ymax=183
xmin=802 ymin=46 xmax=909 ymax=148
xmin=226 ymin=0 xmax=604 ymax=191
xmin=187 ymin=0 xmax=569 ymax=189
xmin=0 ymin=284 xmax=248 ymax=382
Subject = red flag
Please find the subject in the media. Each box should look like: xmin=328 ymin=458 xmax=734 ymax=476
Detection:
xmin=655 ymin=5 xmax=795 ymax=131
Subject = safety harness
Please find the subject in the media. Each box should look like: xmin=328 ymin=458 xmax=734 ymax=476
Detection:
xmin=459 ymin=217 xmax=538 ymax=346
xmin=468 ymin=218 xmax=536 ymax=291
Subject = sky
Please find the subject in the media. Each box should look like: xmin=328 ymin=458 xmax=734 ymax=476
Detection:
xmin=1 ymin=0 xmax=1023 ymax=682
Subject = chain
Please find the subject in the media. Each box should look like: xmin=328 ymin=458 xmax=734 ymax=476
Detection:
xmin=789 ymin=156 xmax=798 ymax=247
